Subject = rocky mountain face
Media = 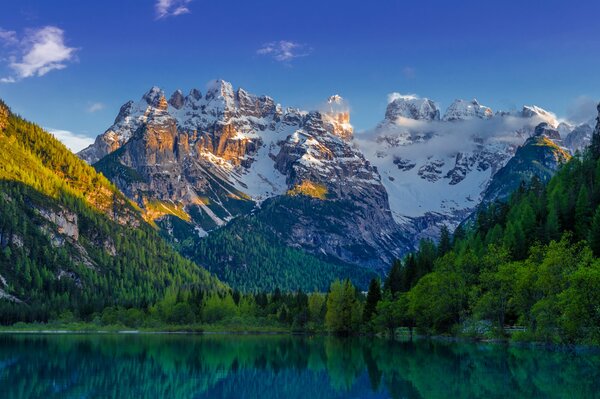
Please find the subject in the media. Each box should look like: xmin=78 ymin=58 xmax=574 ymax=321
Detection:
xmin=480 ymin=123 xmax=571 ymax=204
xmin=81 ymin=81 xmax=408 ymax=270
xmin=81 ymin=81 xmax=595 ymax=269
xmin=356 ymin=96 xmax=588 ymax=245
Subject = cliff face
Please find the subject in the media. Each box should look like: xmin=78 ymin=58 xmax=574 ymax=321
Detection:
xmin=481 ymin=123 xmax=571 ymax=204
xmin=83 ymin=81 xmax=408 ymax=270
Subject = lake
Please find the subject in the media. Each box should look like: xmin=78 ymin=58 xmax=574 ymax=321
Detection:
xmin=0 ymin=334 xmax=599 ymax=398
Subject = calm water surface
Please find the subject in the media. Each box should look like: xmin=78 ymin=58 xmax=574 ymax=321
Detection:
xmin=0 ymin=334 xmax=598 ymax=398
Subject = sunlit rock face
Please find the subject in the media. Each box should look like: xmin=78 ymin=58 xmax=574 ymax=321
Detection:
xmin=80 ymin=81 xmax=408 ymax=270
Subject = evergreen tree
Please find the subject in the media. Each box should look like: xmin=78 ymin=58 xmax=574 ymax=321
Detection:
xmin=589 ymin=207 xmax=600 ymax=257
xmin=546 ymin=203 xmax=561 ymax=242
xmin=384 ymin=259 xmax=403 ymax=296
xmin=363 ymin=278 xmax=382 ymax=322
xmin=437 ymin=225 xmax=451 ymax=257
xmin=575 ymin=185 xmax=591 ymax=240
xmin=401 ymin=254 xmax=418 ymax=292
xmin=325 ymin=279 xmax=362 ymax=334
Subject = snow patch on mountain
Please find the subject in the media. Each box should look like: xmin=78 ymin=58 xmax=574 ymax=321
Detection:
xmin=443 ymin=99 xmax=493 ymax=121
xmin=356 ymin=95 xmax=569 ymax=243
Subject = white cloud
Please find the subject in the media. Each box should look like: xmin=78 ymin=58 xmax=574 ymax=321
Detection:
xmin=257 ymin=41 xmax=312 ymax=62
xmin=87 ymin=102 xmax=105 ymax=113
xmin=155 ymin=0 xmax=192 ymax=19
xmin=1 ymin=26 xmax=77 ymax=83
xmin=387 ymin=92 xmax=419 ymax=103
xmin=0 ymin=29 xmax=18 ymax=46
xmin=356 ymin=114 xmax=546 ymax=160
xmin=47 ymin=128 xmax=94 ymax=153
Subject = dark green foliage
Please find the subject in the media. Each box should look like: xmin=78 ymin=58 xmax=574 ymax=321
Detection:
xmin=437 ymin=225 xmax=451 ymax=256
xmin=325 ymin=279 xmax=362 ymax=334
xmin=589 ymin=207 xmax=600 ymax=256
xmin=362 ymin=278 xmax=381 ymax=323
xmin=175 ymin=214 xmax=377 ymax=293
xmin=383 ymin=259 xmax=402 ymax=296
xmin=374 ymin=146 xmax=600 ymax=344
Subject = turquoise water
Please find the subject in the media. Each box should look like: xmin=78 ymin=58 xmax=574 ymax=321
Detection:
xmin=0 ymin=334 xmax=598 ymax=398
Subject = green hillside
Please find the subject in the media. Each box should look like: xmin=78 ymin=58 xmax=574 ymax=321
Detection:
xmin=0 ymin=100 xmax=224 ymax=323
xmin=164 ymin=198 xmax=378 ymax=292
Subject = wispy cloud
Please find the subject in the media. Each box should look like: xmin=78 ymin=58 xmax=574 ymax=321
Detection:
xmin=356 ymin=112 xmax=549 ymax=160
xmin=566 ymin=95 xmax=598 ymax=125
xmin=387 ymin=92 xmax=419 ymax=103
xmin=47 ymin=128 xmax=94 ymax=153
xmin=0 ymin=26 xmax=78 ymax=83
xmin=257 ymin=41 xmax=312 ymax=63
xmin=155 ymin=0 xmax=192 ymax=19
xmin=0 ymin=29 xmax=18 ymax=46
xmin=87 ymin=102 xmax=105 ymax=113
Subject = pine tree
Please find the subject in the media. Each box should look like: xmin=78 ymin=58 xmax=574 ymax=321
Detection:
xmin=546 ymin=202 xmax=561 ymax=242
xmin=401 ymin=254 xmax=417 ymax=292
xmin=574 ymin=185 xmax=591 ymax=240
xmin=437 ymin=225 xmax=451 ymax=257
xmin=589 ymin=207 xmax=600 ymax=256
xmin=363 ymin=278 xmax=382 ymax=322
xmin=384 ymin=259 xmax=403 ymax=296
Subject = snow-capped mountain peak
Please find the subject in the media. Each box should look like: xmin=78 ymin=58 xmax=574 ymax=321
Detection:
xmin=142 ymin=86 xmax=167 ymax=108
xmin=443 ymin=99 xmax=493 ymax=121
xmin=521 ymin=105 xmax=558 ymax=127
xmin=384 ymin=94 xmax=440 ymax=122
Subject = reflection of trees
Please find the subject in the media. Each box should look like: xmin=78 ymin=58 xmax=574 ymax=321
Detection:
xmin=0 ymin=335 xmax=599 ymax=398
xmin=323 ymin=337 xmax=365 ymax=391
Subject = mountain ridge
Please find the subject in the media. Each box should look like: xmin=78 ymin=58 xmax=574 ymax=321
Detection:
xmin=77 ymin=80 xmax=596 ymax=285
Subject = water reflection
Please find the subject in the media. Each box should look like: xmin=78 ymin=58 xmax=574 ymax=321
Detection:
xmin=0 ymin=334 xmax=598 ymax=398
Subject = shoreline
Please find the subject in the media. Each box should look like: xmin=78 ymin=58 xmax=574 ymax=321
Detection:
xmin=1 ymin=328 xmax=599 ymax=353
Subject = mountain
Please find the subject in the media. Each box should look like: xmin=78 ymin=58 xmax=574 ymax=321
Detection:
xmin=481 ymin=123 xmax=571 ymax=204
xmin=442 ymin=99 xmax=493 ymax=121
xmin=80 ymin=80 xmax=595 ymax=287
xmin=80 ymin=81 xmax=409 ymax=275
xmin=564 ymin=122 xmax=594 ymax=153
xmin=356 ymin=96 xmax=580 ymax=245
xmin=0 ymin=100 xmax=223 ymax=322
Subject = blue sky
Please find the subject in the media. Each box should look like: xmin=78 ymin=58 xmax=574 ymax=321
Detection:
xmin=0 ymin=0 xmax=599 ymax=151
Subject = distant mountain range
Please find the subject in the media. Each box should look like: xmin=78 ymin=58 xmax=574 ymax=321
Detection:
xmin=76 ymin=80 xmax=596 ymax=288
